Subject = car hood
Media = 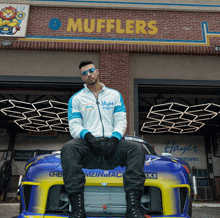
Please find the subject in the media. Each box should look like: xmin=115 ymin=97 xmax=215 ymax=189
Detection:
xmin=26 ymin=153 xmax=186 ymax=174
xmin=145 ymin=155 xmax=183 ymax=172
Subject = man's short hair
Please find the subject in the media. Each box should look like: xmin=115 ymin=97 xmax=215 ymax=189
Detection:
xmin=79 ymin=60 xmax=94 ymax=70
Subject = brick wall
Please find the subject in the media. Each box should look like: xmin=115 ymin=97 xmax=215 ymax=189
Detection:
xmin=1 ymin=6 xmax=220 ymax=55
xmin=1 ymin=6 xmax=220 ymax=133
xmin=99 ymin=52 xmax=130 ymax=135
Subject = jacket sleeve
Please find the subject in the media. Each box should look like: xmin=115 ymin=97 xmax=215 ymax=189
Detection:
xmin=111 ymin=92 xmax=127 ymax=140
xmin=68 ymin=95 xmax=89 ymax=139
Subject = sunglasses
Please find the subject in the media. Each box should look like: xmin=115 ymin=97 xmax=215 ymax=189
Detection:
xmin=81 ymin=68 xmax=96 ymax=76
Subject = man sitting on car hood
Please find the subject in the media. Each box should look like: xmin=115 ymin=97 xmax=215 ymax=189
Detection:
xmin=61 ymin=60 xmax=146 ymax=218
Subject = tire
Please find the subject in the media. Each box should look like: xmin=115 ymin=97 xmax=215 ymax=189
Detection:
xmin=19 ymin=194 xmax=23 ymax=214
xmin=187 ymin=195 xmax=193 ymax=218
xmin=0 ymin=160 xmax=12 ymax=195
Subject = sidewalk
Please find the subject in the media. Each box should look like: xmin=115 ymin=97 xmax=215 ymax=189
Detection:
xmin=193 ymin=202 xmax=220 ymax=207
xmin=0 ymin=203 xmax=219 ymax=218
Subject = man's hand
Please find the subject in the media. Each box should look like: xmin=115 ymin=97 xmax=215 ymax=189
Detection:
xmin=104 ymin=137 xmax=119 ymax=159
xmin=84 ymin=133 xmax=102 ymax=155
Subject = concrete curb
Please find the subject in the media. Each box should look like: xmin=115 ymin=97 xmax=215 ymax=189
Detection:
xmin=0 ymin=203 xmax=20 ymax=205
xmin=193 ymin=203 xmax=220 ymax=208
xmin=1 ymin=202 xmax=220 ymax=207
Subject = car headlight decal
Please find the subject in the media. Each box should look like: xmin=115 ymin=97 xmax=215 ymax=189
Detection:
xmin=183 ymin=165 xmax=191 ymax=174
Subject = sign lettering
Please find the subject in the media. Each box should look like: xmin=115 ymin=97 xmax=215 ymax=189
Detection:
xmin=165 ymin=141 xmax=198 ymax=155
xmin=145 ymin=172 xmax=157 ymax=179
xmin=28 ymin=131 xmax=58 ymax=139
xmin=67 ymin=18 xmax=158 ymax=35
xmin=49 ymin=171 xmax=63 ymax=177
xmin=85 ymin=171 xmax=123 ymax=177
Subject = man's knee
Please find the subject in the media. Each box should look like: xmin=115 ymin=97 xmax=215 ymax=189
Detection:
xmin=124 ymin=141 xmax=146 ymax=161
xmin=135 ymin=143 xmax=146 ymax=155
xmin=125 ymin=140 xmax=145 ymax=153
xmin=61 ymin=139 xmax=76 ymax=157
xmin=133 ymin=144 xmax=146 ymax=162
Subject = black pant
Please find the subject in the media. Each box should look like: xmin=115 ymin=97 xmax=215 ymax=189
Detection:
xmin=61 ymin=138 xmax=146 ymax=195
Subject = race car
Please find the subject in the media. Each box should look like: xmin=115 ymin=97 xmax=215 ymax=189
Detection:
xmin=18 ymin=135 xmax=194 ymax=218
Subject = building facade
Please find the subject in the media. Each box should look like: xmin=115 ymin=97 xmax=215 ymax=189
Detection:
xmin=0 ymin=0 xmax=220 ymax=201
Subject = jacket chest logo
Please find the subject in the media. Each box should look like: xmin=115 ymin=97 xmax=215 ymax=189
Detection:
xmin=84 ymin=103 xmax=95 ymax=111
xmin=101 ymin=101 xmax=114 ymax=110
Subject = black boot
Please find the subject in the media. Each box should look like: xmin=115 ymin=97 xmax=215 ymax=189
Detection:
xmin=125 ymin=190 xmax=146 ymax=218
xmin=68 ymin=192 xmax=86 ymax=218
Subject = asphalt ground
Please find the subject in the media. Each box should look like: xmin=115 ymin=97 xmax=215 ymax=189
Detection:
xmin=192 ymin=203 xmax=220 ymax=218
xmin=0 ymin=203 xmax=220 ymax=218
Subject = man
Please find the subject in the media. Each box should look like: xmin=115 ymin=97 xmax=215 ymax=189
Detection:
xmin=61 ymin=60 xmax=146 ymax=218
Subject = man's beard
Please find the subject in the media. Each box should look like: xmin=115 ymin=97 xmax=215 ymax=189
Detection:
xmin=87 ymin=80 xmax=96 ymax=85
xmin=87 ymin=76 xmax=98 ymax=85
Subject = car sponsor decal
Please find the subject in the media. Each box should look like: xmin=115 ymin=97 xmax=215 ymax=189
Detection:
xmin=101 ymin=182 xmax=108 ymax=186
xmin=171 ymin=159 xmax=178 ymax=163
xmin=85 ymin=170 xmax=123 ymax=177
xmin=25 ymin=155 xmax=48 ymax=170
xmin=145 ymin=157 xmax=161 ymax=165
xmin=145 ymin=172 xmax=157 ymax=179
xmin=49 ymin=171 xmax=63 ymax=177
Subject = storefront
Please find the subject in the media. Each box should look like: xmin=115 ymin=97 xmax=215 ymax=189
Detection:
xmin=0 ymin=0 xmax=220 ymax=201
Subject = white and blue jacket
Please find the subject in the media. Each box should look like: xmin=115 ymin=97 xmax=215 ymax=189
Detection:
xmin=68 ymin=83 xmax=127 ymax=141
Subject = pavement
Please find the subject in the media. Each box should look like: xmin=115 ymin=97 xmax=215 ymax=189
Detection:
xmin=192 ymin=202 xmax=220 ymax=207
xmin=192 ymin=203 xmax=220 ymax=218
xmin=0 ymin=202 xmax=219 ymax=218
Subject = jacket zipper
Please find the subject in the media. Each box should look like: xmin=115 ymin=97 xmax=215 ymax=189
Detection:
xmin=95 ymin=94 xmax=105 ymax=137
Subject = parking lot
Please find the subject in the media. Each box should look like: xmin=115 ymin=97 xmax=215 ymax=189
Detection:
xmin=0 ymin=202 xmax=220 ymax=218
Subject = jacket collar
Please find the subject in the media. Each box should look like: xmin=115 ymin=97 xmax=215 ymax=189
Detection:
xmin=84 ymin=83 xmax=105 ymax=92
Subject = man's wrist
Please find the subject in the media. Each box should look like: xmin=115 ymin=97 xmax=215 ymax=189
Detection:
xmin=111 ymin=132 xmax=122 ymax=141
xmin=80 ymin=129 xmax=90 ymax=139
xmin=84 ymin=132 xmax=95 ymax=143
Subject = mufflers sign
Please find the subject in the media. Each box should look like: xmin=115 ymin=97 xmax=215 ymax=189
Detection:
xmin=67 ymin=18 xmax=158 ymax=35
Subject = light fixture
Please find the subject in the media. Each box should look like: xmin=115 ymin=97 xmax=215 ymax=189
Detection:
xmin=214 ymin=45 xmax=220 ymax=52
xmin=0 ymin=99 xmax=68 ymax=132
xmin=1 ymin=40 xmax=12 ymax=46
xmin=141 ymin=102 xmax=220 ymax=134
